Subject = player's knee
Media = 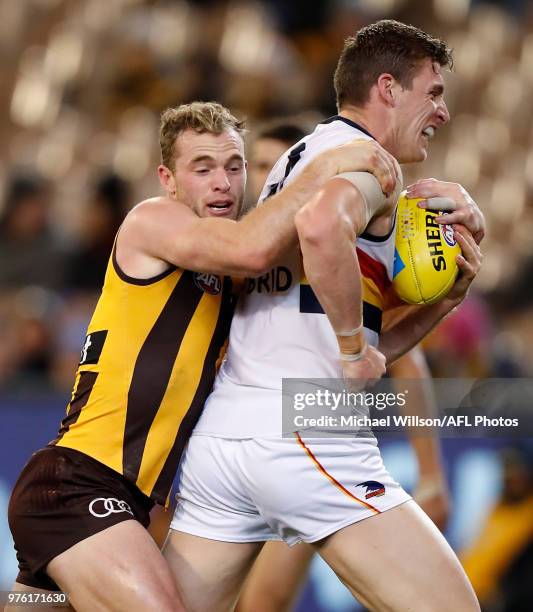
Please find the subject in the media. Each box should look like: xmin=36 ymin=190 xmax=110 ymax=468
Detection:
xmin=141 ymin=574 xmax=185 ymax=612
xmin=412 ymin=581 xmax=480 ymax=612
xmin=426 ymin=598 xmax=480 ymax=612
xmin=145 ymin=592 xmax=184 ymax=612
xmin=114 ymin=580 xmax=184 ymax=612
xmin=359 ymin=570 xmax=480 ymax=612
xmin=365 ymin=591 xmax=480 ymax=612
xmin=238 ymin=589 xmax=293 ymax=612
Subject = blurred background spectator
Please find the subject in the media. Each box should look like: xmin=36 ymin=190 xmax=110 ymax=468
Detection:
xmin=461 ymin=442 xmax=533 ymax=612
xmin=246 ymin=119 xmax=309 ymax=208
xmin=0 ymin=0 xmax=532 ymax=608
xmin=0 ymin=173 xmax=64 ymax=289
xmin=65 ymin=173 xmax=130 ymax=292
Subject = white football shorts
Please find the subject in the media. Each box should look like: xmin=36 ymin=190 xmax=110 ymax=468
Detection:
xmin=170 ymin=434 xmax=411 ymax=545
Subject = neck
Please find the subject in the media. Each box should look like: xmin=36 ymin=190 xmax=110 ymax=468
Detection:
xmin=339 ymin=105 xmax=395 ymax=156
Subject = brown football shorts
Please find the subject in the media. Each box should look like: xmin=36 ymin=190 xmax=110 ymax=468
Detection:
xmin=8 ymin=445 xmax=154 ymax=591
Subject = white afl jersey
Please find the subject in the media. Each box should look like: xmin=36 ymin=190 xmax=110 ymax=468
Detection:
xmin=195 ymin=116 xmax=399 ymax=437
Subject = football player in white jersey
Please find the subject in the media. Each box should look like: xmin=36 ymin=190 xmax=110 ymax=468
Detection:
xmin=235 ymin=126 xmax=452 ymax=612
xmin=164 ymin=20 xmax=483 ymax=612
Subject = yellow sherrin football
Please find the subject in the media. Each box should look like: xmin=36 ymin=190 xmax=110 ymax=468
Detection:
xmin=392 ymin=191 xmax=460 ymax=305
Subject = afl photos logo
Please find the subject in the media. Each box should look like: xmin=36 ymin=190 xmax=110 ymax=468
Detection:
xmin=193 ymin=272 xmax=222 ymax=295
xmin=89 ymin=497 xmax=134 ymax=518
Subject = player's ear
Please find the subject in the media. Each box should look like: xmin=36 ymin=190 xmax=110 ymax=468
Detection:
xmin=376 ymin=73 xmax=397 ymax=107
xmin=158 ymin=165 xmax=177 ymax=196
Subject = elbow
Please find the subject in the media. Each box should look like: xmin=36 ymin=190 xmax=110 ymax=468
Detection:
xmin=296 ymin=178 xmax=366 ymax=247
xmin=295 ymin=201 xmax=343 ymax=248
xmin=234 ymin=246 xmax=273 ymax=277
xmin=245 ymin=252 xmax=272 ymax=276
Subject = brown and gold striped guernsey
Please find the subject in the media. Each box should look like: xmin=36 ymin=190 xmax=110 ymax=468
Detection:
xmin=51 ymin=244 xmax=236 ymax=504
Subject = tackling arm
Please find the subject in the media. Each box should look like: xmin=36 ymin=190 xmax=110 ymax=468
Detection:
xmin=122 ymin=139 xmax=399 ymax=277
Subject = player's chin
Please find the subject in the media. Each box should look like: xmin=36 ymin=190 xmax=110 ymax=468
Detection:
xmin=399 ymin=145 xmax=427 ymax=165
xmin=405 ymin=150 xmax=427 ymax=165
xmin=411 ymin=133 xmax=430 ymax=158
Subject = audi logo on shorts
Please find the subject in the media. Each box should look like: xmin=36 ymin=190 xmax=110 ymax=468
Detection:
xmin=88 ymin=497 xmax=134 ymax=518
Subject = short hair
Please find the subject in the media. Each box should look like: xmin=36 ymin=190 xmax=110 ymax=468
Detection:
xmin=256 ymin=123 xmax=307 ymax=148
xmin=334 ymin=20 xmax=453 ymax=109
xmin=159 ymin=101 xmax=246 ymax=168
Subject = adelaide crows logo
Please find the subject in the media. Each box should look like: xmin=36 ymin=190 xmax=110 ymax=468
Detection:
xmin=357 ymin=480 xmax=386 ymax=500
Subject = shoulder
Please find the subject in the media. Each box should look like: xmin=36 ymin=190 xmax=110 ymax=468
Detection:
xmin=118 ymin=196 xmax=198 ymax=262
xmin=122 ymin=197 xmax=195 ymax=237
xmin=116 ymin=197 xmax=193 ymax=276
xmin=127 ymin=196 xmax=191 ymax=221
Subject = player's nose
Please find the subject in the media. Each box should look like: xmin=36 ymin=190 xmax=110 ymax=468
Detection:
xmin=212 ymin=168 xmax=231 ymax=191
xmin=436 ymin=99 xmax=450 ymax=125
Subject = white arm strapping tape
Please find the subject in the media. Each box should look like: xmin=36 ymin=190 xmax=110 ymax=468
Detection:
xmin=335 ymin=171 xmax=385 ymax=210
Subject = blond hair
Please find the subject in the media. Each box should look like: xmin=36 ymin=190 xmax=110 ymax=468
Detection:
xmin=159 ymin=101 xmax=246 ymax=168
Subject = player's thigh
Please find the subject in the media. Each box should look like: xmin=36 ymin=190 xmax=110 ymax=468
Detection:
xmin=4 ymin=582 xmax=72 ymax=612
xmin=163 ymin=528 xmax=263 ymax=612
xmin=47 ymin=520 xmax=184 ymax=612
xmin=315 ymin=500 xmax=480 ymax=612
xmin=236 ymin=541 xmax=314 ymax=612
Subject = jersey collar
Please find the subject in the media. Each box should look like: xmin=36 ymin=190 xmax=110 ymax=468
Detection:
xmin=320 ymin=115 xmax=375 ymax=140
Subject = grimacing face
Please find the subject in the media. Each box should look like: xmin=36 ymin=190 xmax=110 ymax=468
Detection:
xmin=160 ymin=128 xmax=247 ymax=220
xmin=390 ymin=59 xmax=450 ymax=164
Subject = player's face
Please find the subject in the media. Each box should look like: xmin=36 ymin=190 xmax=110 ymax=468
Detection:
xmin=248 ymin=137 xmax=288 ymax=204
xmin=391 ymin=59 xmax=450 ymax=164
xmin=171 ymin=129 xmax=246 ymax=219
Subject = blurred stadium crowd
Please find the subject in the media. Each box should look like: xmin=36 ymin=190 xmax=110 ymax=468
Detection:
xmin=0 ymin=0 xmax=532 ymax=609
xmin=1 ymin=0 xmax=533 ymax=391
xmin=1 ymin=0 xmax=533 ymax=389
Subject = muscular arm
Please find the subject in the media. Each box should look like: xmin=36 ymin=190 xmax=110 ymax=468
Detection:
xmin=121 ymin=140 xmax=398 ymax=277
xmin=295 ymin=176 xmax=383 ymax=333
xmin=295 ymin=172 xmax=393 ymax=382
xmin=380 ymin=296 xmax=459 ymax=364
